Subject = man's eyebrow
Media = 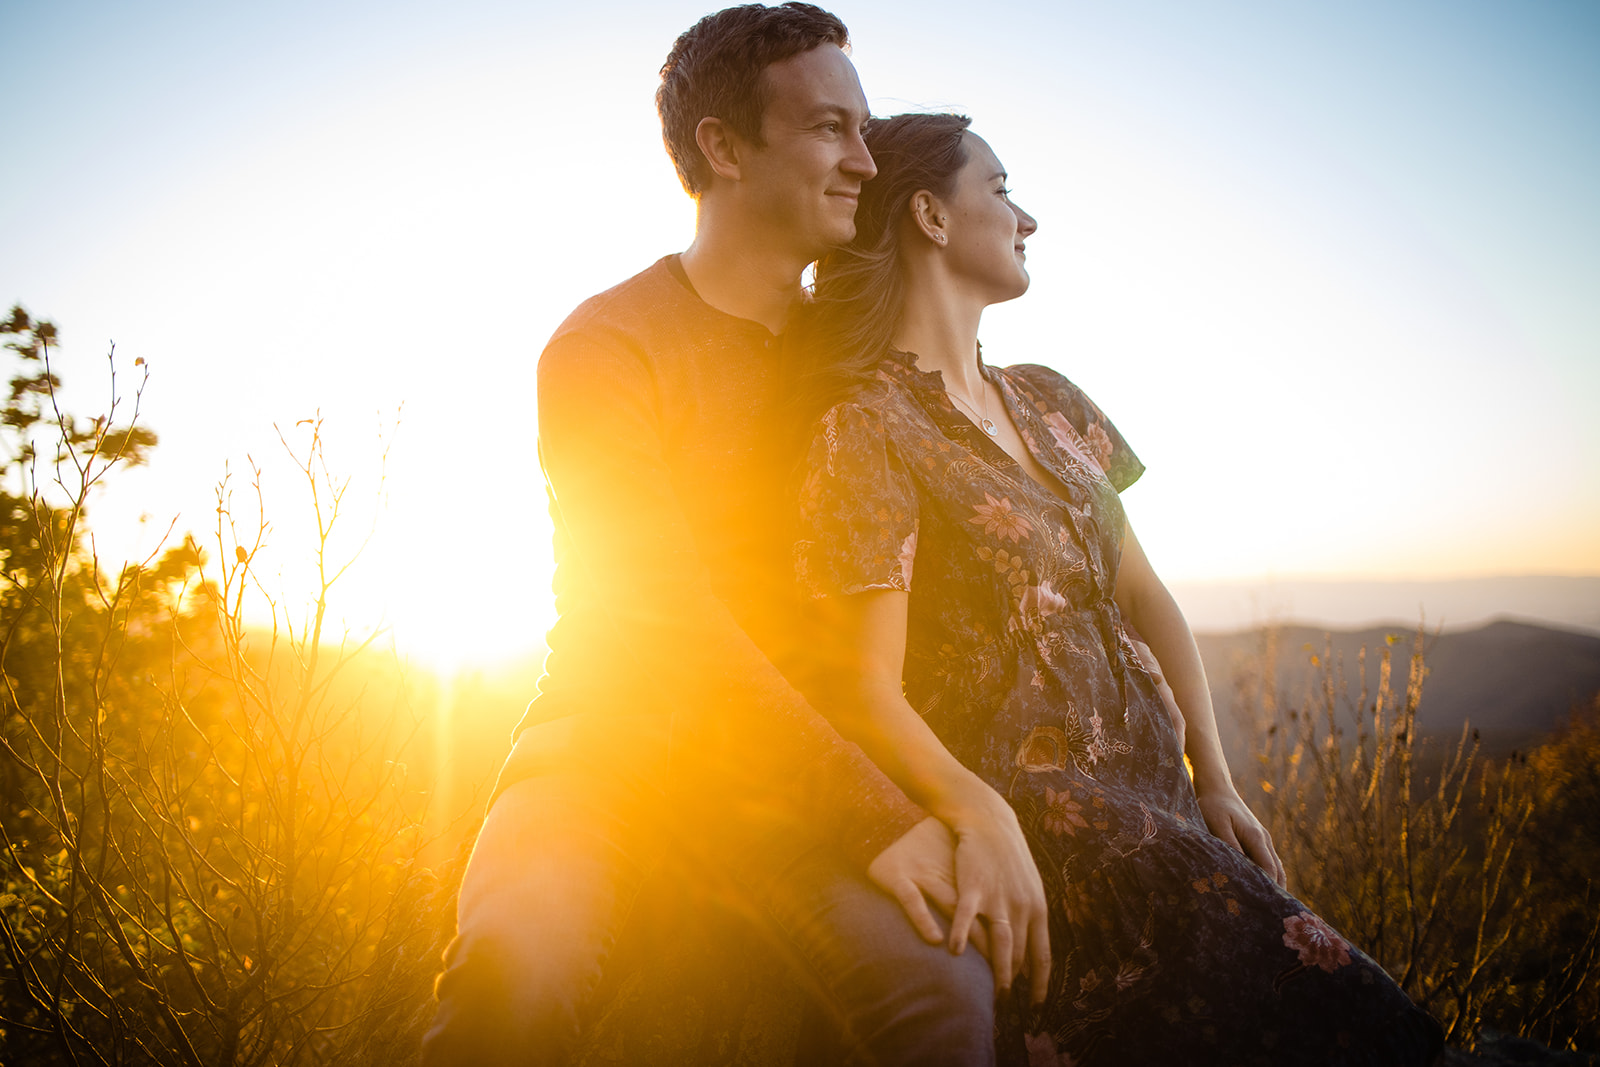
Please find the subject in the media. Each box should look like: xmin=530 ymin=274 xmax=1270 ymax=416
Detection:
xmin=803 ymin=103 xmax=868 ymax=122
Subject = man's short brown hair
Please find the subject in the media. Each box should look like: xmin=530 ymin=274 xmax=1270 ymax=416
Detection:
xmin=657 ymin=3 xmax=850 ymax=197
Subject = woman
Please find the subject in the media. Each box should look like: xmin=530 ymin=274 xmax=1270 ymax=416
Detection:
xmin=787 ymin=113 xmax=1443 ymax=1065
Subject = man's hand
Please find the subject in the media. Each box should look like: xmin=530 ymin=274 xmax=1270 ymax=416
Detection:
xmin=1196 ymin=789 xmax=1286 ymax=887
xmin=866 ymin=817 xmax=991 ymax=960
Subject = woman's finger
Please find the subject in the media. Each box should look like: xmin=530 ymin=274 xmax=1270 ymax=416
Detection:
xmin=1011 ymin=917 xmax=1028 ymax=989
xmin=1209 ymin=813 xmax=1244 ymax=856
xmin=948 ymin=890 xmax=982 ymax=956
xmin=1026 ymin=915 xmax=1052 ymax=1006
xmin=1238 ymin=822 xmax=1285 ymax=886
xmin=988 ymin=918 xmax=1016 ymax=996
xmin=1259 ymin=834 xmax=1287 ymax=887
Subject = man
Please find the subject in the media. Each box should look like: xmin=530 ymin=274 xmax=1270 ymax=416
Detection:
xmin=421 ymin=6 xmax=998 ymax=1065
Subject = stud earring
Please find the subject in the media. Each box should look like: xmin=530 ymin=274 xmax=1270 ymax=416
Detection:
xmin=935 ymin=233 xmax=947 ymax=244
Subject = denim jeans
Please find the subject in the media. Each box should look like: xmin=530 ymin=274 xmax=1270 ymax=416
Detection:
xmin=420 ymin=771 xmax=995 ymax=1066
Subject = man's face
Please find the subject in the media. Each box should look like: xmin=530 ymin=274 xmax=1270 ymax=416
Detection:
xmin=739 ymin=45 xmax=876 ymax=259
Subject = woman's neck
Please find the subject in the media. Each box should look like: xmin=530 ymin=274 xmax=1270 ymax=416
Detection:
xmin=892 ymin=281 xmax=986 ymax=396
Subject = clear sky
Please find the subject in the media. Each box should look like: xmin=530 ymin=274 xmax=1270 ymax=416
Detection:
xmin=3 ymin=0 xmax=1597 ymax=669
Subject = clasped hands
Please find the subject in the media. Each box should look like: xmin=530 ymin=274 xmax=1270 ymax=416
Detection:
xmin=868 ymin=775 xmax=1287 ymax=1009
xmin=867 ymin=781 xmax=1052 ymax=1006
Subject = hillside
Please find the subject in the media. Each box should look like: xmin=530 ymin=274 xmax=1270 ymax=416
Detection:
xmin=1196 ymin=619 xmax=1600 ymax=760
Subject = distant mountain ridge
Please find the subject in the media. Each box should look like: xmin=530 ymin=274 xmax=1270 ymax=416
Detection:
xmin=1194 ymin=619 xmax=1600 ymax=761
xmin=1171 ymin=575 xmax=1600 ymax=637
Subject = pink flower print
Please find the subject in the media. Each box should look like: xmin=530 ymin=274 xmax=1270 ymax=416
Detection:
xmin=1025 ymin=1030 xmax=1075 ymax=1067
xmin=1042 ymin=787 xmax=1089 ymax=836
xmin=1282 ymin=912 xmax=1352 ymax=972
xmin=969 ymin=493 xmax=1032 ymax=543
xmin=1042 ymin=411 xmax=1109 ymax=475
xmin=1023 ymin=580 xmax=1066 ymax=619
xmin=1010 ymin=580 xmax=1067 ymax=633
xmin=1015 ymin=725 xmax=1069 ymax=773
xmin=896 ymin=531 xmax=917 ymax=588
xmin=1083 ymin=422 xmax=1115 ymax=470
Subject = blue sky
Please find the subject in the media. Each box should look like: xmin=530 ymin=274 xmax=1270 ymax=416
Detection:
xmin=3 ymin=0 xmax=1596 ymax=666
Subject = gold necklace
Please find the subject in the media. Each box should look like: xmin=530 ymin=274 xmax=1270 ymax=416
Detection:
xmin=947 ymin=380 xmax=999 ymax=437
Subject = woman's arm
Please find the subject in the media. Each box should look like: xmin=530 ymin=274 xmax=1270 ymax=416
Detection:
xmin=804 ymin=589 xmax=1052 ymax=1005
xmin=1113 ymin=520 xmax=1286 ymax=886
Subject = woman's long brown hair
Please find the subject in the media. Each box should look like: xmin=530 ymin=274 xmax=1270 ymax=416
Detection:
xmin=781 ymin=112 xmax=972 ymax=444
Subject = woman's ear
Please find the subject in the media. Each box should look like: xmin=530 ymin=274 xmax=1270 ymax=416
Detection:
xmin=695 ymin=116 xmax=743 ymax=182
xmin=908 ymin=190 xmax=948 ymax=247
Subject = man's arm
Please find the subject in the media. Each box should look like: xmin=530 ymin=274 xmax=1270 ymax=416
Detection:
xmin=537 ymin=326 xmax=924 ymax=868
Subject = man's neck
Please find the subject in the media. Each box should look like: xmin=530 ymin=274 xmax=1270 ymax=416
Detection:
xmin=680 ymin=203 xmax=809 ymax=335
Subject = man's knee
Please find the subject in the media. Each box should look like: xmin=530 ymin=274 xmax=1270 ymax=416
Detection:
xmin=846 ymin=936 xmax=995 ymax=1064
xmin=422 ymin=926 xmax=592 ymax=1066
xmin=420 ymin=776 xmax=648 ymax=1067
xmin=772 ymin=848 xmax=996 ymax=1066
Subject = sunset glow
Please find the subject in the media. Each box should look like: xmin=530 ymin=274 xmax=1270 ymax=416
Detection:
xmin=4 ymin=0 xmax=1595 ymax=667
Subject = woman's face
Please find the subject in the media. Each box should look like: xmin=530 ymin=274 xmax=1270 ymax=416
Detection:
xmin=940 ymin=133 xmax=1038 ymax=305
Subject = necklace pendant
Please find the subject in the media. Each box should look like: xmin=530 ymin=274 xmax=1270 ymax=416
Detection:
xmin=981 ymin=418 xmax=999 ymax=437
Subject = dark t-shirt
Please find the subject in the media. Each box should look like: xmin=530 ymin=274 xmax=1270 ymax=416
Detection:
xmin=518 ymin=255 xmax=922 ymax=868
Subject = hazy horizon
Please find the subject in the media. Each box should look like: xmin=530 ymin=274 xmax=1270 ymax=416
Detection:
xmin=4 ymin=0 xmax=1596 ymax=670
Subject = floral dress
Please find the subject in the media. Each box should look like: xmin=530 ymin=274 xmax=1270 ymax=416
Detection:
xmin=794 ymin=350 xmax=1444 ymax=1066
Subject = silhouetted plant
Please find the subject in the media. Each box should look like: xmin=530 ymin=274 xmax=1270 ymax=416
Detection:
xmin=0 ymin=307 xmax=461 ymax=1065
xmin=1232 ymin=626 xmax=1598 ymax=1051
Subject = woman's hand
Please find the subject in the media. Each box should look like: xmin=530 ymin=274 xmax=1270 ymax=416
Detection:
xmin=1112 ymin=525 xmax=1285 ymax=889
xmin=802 ymin=589 xmax=1050 ymax=1002
xmin=943 ymin=782 xmax=1052 ymax=1006
xmin=1196 ymin=786 xmax=1285 ymax=887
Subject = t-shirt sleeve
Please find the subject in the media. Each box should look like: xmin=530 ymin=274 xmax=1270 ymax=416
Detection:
xmin=794 ymin=400 xmax=921 ymax=598
xmin=1010 ymin=363 xmax=1144 ymax=492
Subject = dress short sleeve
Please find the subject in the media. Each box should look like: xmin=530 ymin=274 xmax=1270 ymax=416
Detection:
xmin=794 ymin=399 xmax=920 ymax=598
xmin=1007 ymin=363 xmax=1145 ymax=493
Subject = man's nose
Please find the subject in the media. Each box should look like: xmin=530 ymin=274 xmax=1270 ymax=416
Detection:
xmin=845 ymin=130 xmax=877 ymax=181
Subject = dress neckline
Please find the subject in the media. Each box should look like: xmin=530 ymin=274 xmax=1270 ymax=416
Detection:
xmin=881 ymin=347 xmax=1080 ymax=507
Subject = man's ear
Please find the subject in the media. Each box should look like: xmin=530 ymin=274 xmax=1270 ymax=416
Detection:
xmin=695 ymin=116 xmax=744 ymax=183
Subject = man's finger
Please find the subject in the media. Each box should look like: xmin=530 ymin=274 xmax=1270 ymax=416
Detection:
xmin=892 ymin=880 xmax=945 ymax=945
xmin=916 ymin=872 xmax=959 ymax=918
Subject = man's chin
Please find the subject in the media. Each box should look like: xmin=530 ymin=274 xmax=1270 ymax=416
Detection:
xmin=794 ymin=227 xmax=856 ymax=264
xmin=824 ymin=219 xmax=857 ymax=251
